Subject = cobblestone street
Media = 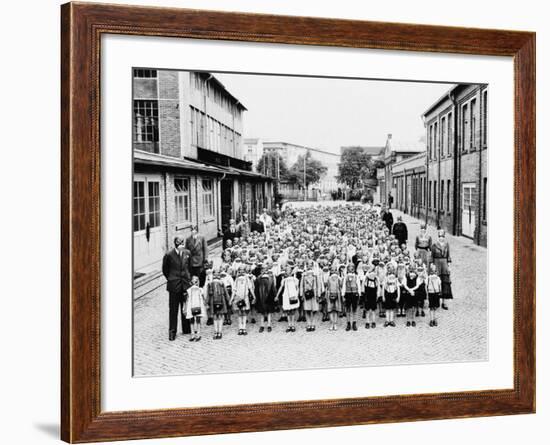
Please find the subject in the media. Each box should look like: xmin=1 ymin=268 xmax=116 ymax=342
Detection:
xmin=133 ymin=202 xmax=487 ymax=377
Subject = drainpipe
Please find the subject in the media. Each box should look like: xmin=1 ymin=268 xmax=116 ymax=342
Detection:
xmin=477 ymin=88 xmax=483 ymax=245
xmin=437 ymin=118 xmax=442 ymax=230
xmin=449 ymin=90 xmax=459 ymax=236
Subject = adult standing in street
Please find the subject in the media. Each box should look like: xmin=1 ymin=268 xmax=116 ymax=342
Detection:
xmin=430 ymin=229 xmax=453 ymax=310
xmin=392 ymin=215 xmax=408 ymax=247
xmin=260 ymin=207 xmax=273 ymax=230
xmin=381 ymin=205 xmax=394 ymax=233
xmin=238 ymin=213 xmax=251 ymax=239
xmin=185 ymin=225 xmax=209 ymax=287
xmin=415 ymin=223 xmax=432 ymax=267
xmin=388 ymin=192 xmax=394 ymax=209
xmin=162 ymin=235 xmax=192 ymax=341
xmin=251 ymin=213 xmax=265 ymax=234
xmin=223 ymin=218 xmax=241 ymax=248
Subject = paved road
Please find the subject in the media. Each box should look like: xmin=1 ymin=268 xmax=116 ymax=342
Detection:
xmin=133 ymin=202 xmax=487 ymax=377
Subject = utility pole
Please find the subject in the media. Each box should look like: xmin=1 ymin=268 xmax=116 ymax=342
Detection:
xmin=303 ymin=150 xmax=307 ymax=201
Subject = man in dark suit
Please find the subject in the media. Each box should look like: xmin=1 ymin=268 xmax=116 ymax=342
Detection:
xmin=223 ymin=218 xmax=241 ymax=248
xmin=185 ymin=225 xmax=209 ymax=286
xmin=392 ymin=215 xmax=409 ymax=247
xmin=162 ymin=235 xmax=192 ymax=341
xmin=381 ymin=205 xmax=394 ymax=232
xmin=250 ymin=213 xmax=265 ymax=234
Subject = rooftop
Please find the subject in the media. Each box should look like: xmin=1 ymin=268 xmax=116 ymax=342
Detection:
xmin=388 ymin=139 xmax=426 ymax=153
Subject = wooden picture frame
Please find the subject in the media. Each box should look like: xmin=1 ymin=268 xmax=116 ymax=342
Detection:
xmin=61 ymin=2 xmax=535 ymax=442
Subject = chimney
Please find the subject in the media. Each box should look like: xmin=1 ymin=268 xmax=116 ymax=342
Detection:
xmin=387 ymin=133 xmax=392 ymax=140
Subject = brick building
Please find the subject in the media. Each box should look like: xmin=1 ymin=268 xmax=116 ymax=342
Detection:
xmin=381 ymin=84 xmax=488 ymax=247
xmin=133 ymin=69 xmax=273 ymax=273
xmin=423 ymin=84 xmax=488 ymax=246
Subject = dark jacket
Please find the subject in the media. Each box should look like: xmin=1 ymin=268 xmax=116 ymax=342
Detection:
xmin=223 ymin=228 xmax=241 ymax=248
xmin=162 ymin=248 xmax=192 ymax=294
xmin=392 ymin=222 xmax=408 ymax=245
xmin=382 ymin=211 xmax=394 ymax=231
xmin=184 ymin=235 xmax=208 ymax=268
xmin=250 ymin=220 xmax=265 ymax=233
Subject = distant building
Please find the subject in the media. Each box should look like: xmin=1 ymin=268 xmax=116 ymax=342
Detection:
xmin=262 ymin=141 xmax=342 ymax=195
xmin=340 ymin=145 xmax=385 ymax=161
xmin=243 ymin=138 xmax=264 ymax=169
xmin=132 ymin=69 xmax=273 ymax=273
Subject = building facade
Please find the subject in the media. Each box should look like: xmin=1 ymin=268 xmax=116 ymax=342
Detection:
xmin=424 ymin=83 xmax=488 ymax=246
xmin=243 ymin=138 xmax=264 ymax=169
xmin=133 ymin=69 xmax=273 ymax=273
xmin=381 ymin=84 xmax=488 ymax=247
xmin=378 ymin=134 xmax=426 ymax=206
xmin=262 ymin=141 xmax=341 ymax=194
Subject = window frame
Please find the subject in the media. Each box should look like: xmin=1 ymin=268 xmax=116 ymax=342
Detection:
xmin=174 ymin=177 xmax=191 ymax=225
xmin=202 ymin=178 xmax=214 ymax=219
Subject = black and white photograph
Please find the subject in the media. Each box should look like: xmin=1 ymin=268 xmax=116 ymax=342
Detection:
xmin=132 ymin=69 xmax=488 ymax=377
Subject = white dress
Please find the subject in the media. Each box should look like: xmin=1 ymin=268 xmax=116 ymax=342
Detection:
xmin=281 ymin=276 xmax=300 ymax=311
xmin=186 ymin=285 xmax=207 ymax=319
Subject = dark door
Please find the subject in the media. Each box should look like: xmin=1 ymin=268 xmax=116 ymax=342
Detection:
xmin=220 ymin=179 xmax=233 ymax=233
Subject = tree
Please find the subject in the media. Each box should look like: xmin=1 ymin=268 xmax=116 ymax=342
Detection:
xmin=256 ymin=151 xmax=289 ymax=179
xmin=337 ymin=146 xmax=378 ymax=189
xmin=287 ymin=150 xmax=327 ymax=189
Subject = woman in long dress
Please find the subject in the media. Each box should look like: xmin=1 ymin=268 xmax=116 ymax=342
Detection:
xmin=430 ymin=229 xmax=452 ymax=310
xmin=414 ymin=223 xmax=432 ymax=267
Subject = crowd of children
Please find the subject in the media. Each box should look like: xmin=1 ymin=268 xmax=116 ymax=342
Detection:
xmin=185 ymin=203 xmax=450 ymax=341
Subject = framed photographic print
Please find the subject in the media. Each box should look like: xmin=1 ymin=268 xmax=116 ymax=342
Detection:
xmin=61 ymin=2 xmax=535 ymax=443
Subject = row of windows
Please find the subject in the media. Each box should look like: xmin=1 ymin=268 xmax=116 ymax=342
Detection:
xmin=427 ymin=89 xmax=488 ymax=160
xmin=133 ymin=69 xmax=157 ymax=78
xmin=133 ymin=178 xmax=215 ymax=233
xmin=192 ymin=73 xmax=240 ymax=115
xmin=190 ymin=106 xmax=241 ymax=155
xmin=395 ymin=176 xmax=487 ymax=223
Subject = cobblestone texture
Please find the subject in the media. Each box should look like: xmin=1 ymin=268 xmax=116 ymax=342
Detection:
xmin=133 ymin=202 xmax=487 ymax=377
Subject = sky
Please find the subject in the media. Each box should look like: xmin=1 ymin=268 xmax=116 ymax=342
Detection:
xmin=215 ymin=72 xmax=453 ymax=154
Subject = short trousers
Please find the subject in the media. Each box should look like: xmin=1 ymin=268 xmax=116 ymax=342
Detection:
xmin=344 ymin=292 xmax=359 ymax=311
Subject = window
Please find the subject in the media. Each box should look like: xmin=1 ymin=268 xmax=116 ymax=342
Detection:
xmin=470 ymin=98 xmax=477 ymax=149
xmin=190 ymin=107 xmax=196 ymax=146
xmin=483 ymin=177 xmax=487 ymax=222
xmin=198 ymin=112 xmax=206 ymax=148
xmin=148 ymin=182 xmax=161 ymax=228
xmin=447 ymin=179 xmax=451 ymax=212
xmin=133 ymin=68 xmax=157 ymax=78
xmin=433 ymin=181 xmax=437 ymax=211
xmin=133 ymin=181 xmax=146 ymax=232
xmin=428 ymin=181 xmax=432 ymax=209
xmin=483 ymin=90 xmax=488 ymax=146
xmin=462 ymin=103 xmax=470 ymax=151
xmin=440 ymin=180 xmax=444 ymax=210
xmin=434 ymin=123 xmax=439 ymax=159
xmin=202 ymin=179 xmax=214 ymax=218
xmin=447 ymin=113 xmax=453 ymax=156
xmin=133 ymin=100 xmax=159 ymax=148
xmin=174 ymin=178 xmax=191 ymax=224
xmin=133 ymin=179 xmax=160 ymax=232
xmin=441 ymin=116 xmax=447 ymax=156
